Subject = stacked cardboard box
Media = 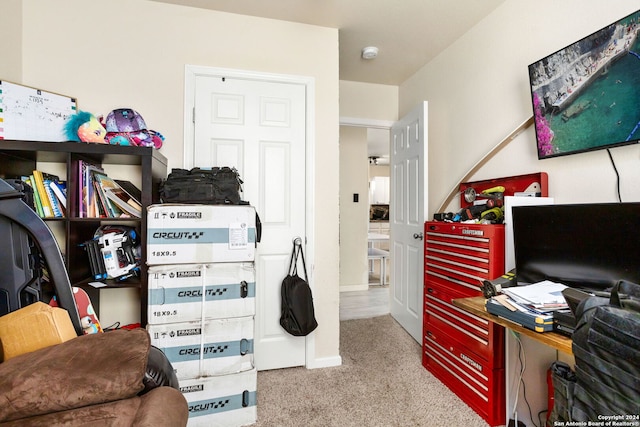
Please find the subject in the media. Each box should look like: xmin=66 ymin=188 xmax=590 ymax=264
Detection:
xmin=147 ymin=204 xmax=258 ymax=427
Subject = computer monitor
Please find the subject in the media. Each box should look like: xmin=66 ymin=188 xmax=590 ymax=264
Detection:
xmin=512 ymin=202 xmax=640 ymax=291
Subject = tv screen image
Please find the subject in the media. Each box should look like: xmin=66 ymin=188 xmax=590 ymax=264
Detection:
xmin=528 ymin=10 xmax=640 ymax=159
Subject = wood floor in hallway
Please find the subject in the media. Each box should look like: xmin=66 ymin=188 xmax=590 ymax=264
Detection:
xmin=339 ymin=281 xmax=390 ymax=321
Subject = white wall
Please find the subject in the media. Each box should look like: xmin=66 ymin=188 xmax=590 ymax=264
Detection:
xmin=369 ymin=164 xmax=390 ymax=179
xmin=17 ymin=0 xmax=340 ymax=364
xmin=0 ymin=0 xmax=22 ymax=81
xmin=339 ymin=126 xmax=369 ymax=291
xmin=340 ymin=80 xmax=399 ymax=121
xmin=400 ymin=0 xmax=640 ymax=216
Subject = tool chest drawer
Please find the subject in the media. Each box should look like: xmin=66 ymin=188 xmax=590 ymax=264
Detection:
xmin=423 ymin=327 xmax=505 ymax=427
xmin=424 ymin=283 xmax=504 ymax=366
xmin=425 ymin=222 xmax=505 ymax=293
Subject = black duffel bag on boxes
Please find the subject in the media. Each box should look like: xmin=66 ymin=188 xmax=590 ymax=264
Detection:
xmin=159 ymin=167 xmax=245 ymax=205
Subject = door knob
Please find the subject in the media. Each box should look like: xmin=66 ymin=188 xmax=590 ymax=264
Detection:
xmin=413 ymin=232 xmax=423 ymax=240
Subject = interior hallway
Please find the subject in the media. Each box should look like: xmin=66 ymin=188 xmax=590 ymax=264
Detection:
xmin=339 ymin=275 xmax=390 ymax=321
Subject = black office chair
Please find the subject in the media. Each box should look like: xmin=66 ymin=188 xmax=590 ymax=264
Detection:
xmin=0 ymin=178 xmax=83 ymax=335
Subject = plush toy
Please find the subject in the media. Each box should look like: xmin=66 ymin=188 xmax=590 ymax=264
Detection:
xmin=64 ymin=111 xmax=107 ymax=144
xmin=101 ymin=108 xmax=164 ymax=148
xmin=50 ymin=287 xmax=103 ymax=335
xmin=81 ymin=315 xmax=101 ymax=334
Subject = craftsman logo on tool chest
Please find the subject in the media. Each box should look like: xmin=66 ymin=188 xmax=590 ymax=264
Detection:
xmin=462 ymin=229 xmax=484 ymax=236
xmin=460 ymin=352 xmax=483 ymax=372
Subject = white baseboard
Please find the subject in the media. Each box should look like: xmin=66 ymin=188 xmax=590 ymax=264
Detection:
xmin=306 ymin=355 xmax=342 ymax=369
xmin=339 ymin=284 xmax=369 ymax=292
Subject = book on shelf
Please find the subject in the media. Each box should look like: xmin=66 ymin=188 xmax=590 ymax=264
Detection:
xmin=31 ymin=170 xmax=53 ymax=218
xmin=92 ymin=172 xmax=125 ymax=217
xmin=43 ymin=178 xmax=64 ymax=217
xmin=78 ymin=160 xmax=105 ymax=218
xmin=86 ymin=166 xmax=105 ymax=218
xmin=90 ymin=171 xmax=141 ymax=218
xmin=30 ymin=170 xmax=65 ymax=218
xmin=115 ymin=180 xmax=142 ymax=206
xmin=49 ymin=180 xmax=67 ymax=210
xmin=26 ymin=175 xmax=44 ymax=217
xmin=104 ymin=188 xmax=142 ymax=217
xmin=92 ymin=179 xmax=110 ymax=218
xmin=75 ymin=159 xmax=143 ymax=219
xmin=108 ymin=184 xmax=141 ymax=211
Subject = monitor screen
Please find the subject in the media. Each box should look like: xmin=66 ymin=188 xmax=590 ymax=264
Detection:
xmin=512 ymin=202 xmax=640 ymax=291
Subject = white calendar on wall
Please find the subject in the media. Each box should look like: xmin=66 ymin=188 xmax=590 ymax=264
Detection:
xmin=0 ymin=80 xmax=77 ymax=142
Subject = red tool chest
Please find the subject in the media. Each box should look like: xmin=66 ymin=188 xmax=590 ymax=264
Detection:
xmin=423 ymin=221 xmax=505 ymax=426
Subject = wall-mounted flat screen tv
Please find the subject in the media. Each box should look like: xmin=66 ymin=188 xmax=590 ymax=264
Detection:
xmin=528 ymin=10 xmax=640 ymax=159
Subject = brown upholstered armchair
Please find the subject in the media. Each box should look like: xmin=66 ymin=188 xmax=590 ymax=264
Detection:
xmin=0 ymin=328 xmax=188 ymax=426
xmin=0 ymin=179 xmax=188 ymax=425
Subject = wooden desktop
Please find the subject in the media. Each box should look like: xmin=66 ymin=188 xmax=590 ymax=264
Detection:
xmin=452 ymin=296 xmax=573 ymax=355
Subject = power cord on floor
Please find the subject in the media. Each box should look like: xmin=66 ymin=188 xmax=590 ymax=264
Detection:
xmin=510 ymin=330 xmax=539 ymax=427
xmin=102 ymin=321 xmax=121 ymax=331
xmin=537 ymin=408 xmax=548 ymax=427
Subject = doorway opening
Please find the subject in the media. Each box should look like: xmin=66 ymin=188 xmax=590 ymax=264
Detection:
xmin=338 ymin=121 xmax=391 ymax=321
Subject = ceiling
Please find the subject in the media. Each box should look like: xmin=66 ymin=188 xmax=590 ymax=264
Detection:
xmin=150 ymin=0 xmax=504 ymax=85
xmin=150 ymin=0 xmax=506 ymax=163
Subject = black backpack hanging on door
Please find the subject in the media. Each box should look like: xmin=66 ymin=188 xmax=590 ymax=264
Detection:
xmin=280 ymin=238 xmax=318 ymax=336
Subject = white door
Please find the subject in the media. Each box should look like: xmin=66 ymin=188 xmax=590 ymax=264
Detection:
xmin=190 ymin=72 xmax=307 ymax=370
xmin=390 ymin=102 xmax=428 ymax=343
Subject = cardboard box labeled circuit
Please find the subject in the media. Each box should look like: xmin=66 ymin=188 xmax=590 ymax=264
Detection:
xmin=146 ymin=204 xmax=257 ymax=265
xmin=0 ymin=302 xmax=76 ymax=361
xmin=148 ymin=263 xmax=256 ymax=324
xmin=180 ymin=369 xmax=257 ymax=427
xmin=148 ymin=316 xmax=255 ymax=380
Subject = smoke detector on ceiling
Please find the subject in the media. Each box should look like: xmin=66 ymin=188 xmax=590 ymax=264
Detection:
xmin=362 ymin=46 xmax=379 ymax=60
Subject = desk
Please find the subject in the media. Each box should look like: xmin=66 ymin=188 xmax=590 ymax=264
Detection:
xmin=452 ymin=296 xmax=573 ymax=354
xmin=453 ymin=296 xmax=574 ymax=425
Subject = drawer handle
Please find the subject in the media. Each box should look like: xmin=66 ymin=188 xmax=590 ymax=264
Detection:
xmin=240 ymin=280 xmax=248 ymax=298
xmin=240 ymin=338 xmax=252 ymax=355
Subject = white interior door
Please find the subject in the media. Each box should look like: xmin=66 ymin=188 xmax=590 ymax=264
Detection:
xmin=390 ymin=102 xmax=428 ymax=343
xmin=191 ymin=72 xmax=307 ymax=370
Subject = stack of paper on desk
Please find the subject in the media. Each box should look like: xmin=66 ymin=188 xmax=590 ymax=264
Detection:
xmin=485 ymin=281 xmax=570 ymax=332
xmin=503 ymin=280 xmax=569 ymax=310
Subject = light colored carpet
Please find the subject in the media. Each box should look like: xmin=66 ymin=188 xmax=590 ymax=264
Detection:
xmin=251 ymin=315 xmax=490 ymax=427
